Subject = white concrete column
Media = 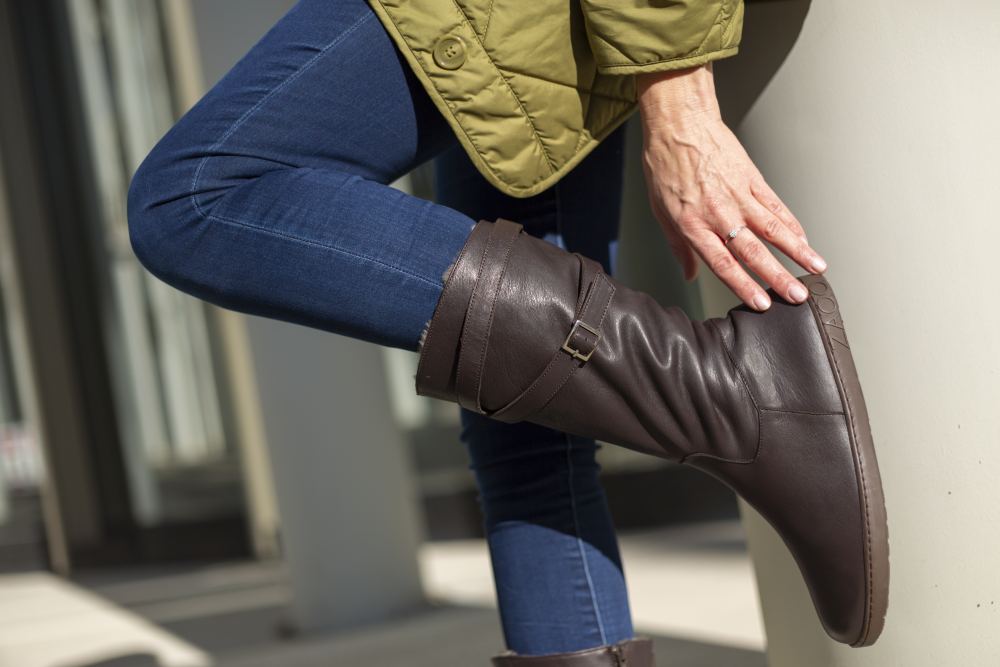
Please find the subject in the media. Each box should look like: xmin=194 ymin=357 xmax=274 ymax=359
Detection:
xmin=245 ymin=317 xmax=426 ymax=632
xmin=185 ymin=0 xmax=426 ymax=632
xmin=698 ymin=1 xmax=1000 ymax=664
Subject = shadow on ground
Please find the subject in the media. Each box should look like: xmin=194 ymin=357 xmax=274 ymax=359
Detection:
xmin=78 ymin=524 xmax=765 ymax=667
xmin=198 ymin=604 xmax=765 ymax=667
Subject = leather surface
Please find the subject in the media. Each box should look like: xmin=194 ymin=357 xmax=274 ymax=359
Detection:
xmin=471 ymin=220 xmax=759 ymax=463
xmin=414 ymin=215 xmax=493 ymax=401
xmin=416 ymin=218 xmax=888 ymax=647
xmin=688 ymin=411 xmax=866 ymax=644
xmin=723 ymin=299 xmax=845 ymax=414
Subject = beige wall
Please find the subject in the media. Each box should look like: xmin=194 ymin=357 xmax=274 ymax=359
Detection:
xmin=699 ymin=1 xmax=1000 ymax=664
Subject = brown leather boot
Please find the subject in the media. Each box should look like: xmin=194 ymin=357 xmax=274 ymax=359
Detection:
xmin=491 ymin=637 xmax=655 ymax=666
xmin=416 ymin=218 xmax=889 ymax=647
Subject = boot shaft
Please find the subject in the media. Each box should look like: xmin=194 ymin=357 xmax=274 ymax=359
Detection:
xmin=416 ymin=217 xmax=758 ymax=463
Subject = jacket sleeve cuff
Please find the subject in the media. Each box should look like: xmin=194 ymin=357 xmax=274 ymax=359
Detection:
xmin=581 ymin=0 xmax=744 ymax=76
xmin=595 ymin=46 xmax=740 ymax=76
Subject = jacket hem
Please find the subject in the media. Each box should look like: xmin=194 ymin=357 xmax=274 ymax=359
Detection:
xmin=367 ymin=0 xmax=639 ymax=199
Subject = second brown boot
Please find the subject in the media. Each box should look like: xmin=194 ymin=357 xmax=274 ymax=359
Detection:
xmin=416 ymin=217 xmax=889 ymax=647
xmin=491 ymin=637 xmax=655 ymax=666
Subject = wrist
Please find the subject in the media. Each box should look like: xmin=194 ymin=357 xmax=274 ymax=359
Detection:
xmin=636 ymin=63 xmax=722 ymax=124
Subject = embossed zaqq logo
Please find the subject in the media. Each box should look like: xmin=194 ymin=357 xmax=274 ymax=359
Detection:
xmin=809 ymin=280 xmax=851 ymax=350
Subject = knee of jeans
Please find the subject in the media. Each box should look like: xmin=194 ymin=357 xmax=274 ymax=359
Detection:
xmin=126 ymin=143 xmax=214 ymax=293
xmin=126 ymin=150 xmax=184 ymax=283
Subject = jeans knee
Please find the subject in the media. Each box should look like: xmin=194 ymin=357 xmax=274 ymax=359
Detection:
xmin=126 ymin=147 xmax=208 ymax=294
xmin=126 ymin=154 xmax=184 ymax=283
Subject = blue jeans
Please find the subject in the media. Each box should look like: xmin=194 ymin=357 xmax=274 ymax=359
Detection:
xmin=127 ymin=0 xmax=633 ymax=655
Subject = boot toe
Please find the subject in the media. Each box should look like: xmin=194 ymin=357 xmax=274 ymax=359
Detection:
xmin=689 ymin=408 xmax=886 ymax=646
xmin=693 ymin=274 xmax=888 ymax=646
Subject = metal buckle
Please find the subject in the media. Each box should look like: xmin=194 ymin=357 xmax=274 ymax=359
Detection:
xmin=561 ymin=318 xmax=601 ymax=362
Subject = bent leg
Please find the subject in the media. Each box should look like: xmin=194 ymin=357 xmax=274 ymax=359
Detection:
xmin=435 ymin=125 xmax=634 ymax=655
xmin=127 ymin=0 xmax=474 ymax=351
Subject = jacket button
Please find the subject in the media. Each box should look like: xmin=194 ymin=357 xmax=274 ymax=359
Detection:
xmin=433 ymin=35 xmax=466 ymax=70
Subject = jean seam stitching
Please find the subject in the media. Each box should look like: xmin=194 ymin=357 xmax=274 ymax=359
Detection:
xmin=565 ymin=432 xmax=608 ymax=645
xmin=188 ymin=11 xmax=375 ymax=219
xmin=558 ymin=168 xmax=603 ymax=640
xmin=204 ymin=212 xmax=441 ymax=289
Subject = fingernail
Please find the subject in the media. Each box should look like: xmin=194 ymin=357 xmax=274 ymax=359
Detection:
xmin=753 ymin=293 xmax=771 ymax=311
xmin=810 ymin=255 xmax=827 ymax=273
xmin=789 ymin=283 xmax=808 ymax=302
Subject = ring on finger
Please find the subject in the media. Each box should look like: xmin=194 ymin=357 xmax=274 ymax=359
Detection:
xmin=724 ymin=225 xmax=748 ymax=246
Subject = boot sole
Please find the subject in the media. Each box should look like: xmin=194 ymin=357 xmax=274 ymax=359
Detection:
xmin=800 ymin=274 xmax=889 ymax=647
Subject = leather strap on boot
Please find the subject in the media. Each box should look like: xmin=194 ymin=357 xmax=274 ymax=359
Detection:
xmin=456 ymin=218 xmax=616 ymax=424
xmin=491 ymin=637 xmax=654 ymax=666
xmin=454 ymin=216 xmax=524 ymax=414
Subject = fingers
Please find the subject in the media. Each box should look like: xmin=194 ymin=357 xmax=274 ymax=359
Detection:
xmin=749 ymin=179 xmax=808 ymax=242
xmin=742 ymin=198 xmax=827 ymax=275
xmin=689 ymin=227 xmax=773 ymax=311
xmin=725 ymin=226 xmax=809 ymax=305
xmin=687 ymin=195 xmax=815 ymax=309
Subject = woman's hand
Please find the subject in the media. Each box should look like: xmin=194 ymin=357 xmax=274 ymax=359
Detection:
xmin=636 ymin=63 xmax=827 ymax=311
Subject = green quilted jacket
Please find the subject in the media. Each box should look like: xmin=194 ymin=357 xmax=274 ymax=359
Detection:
xmin=367 ymin=0 xmax=744 ymax=198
